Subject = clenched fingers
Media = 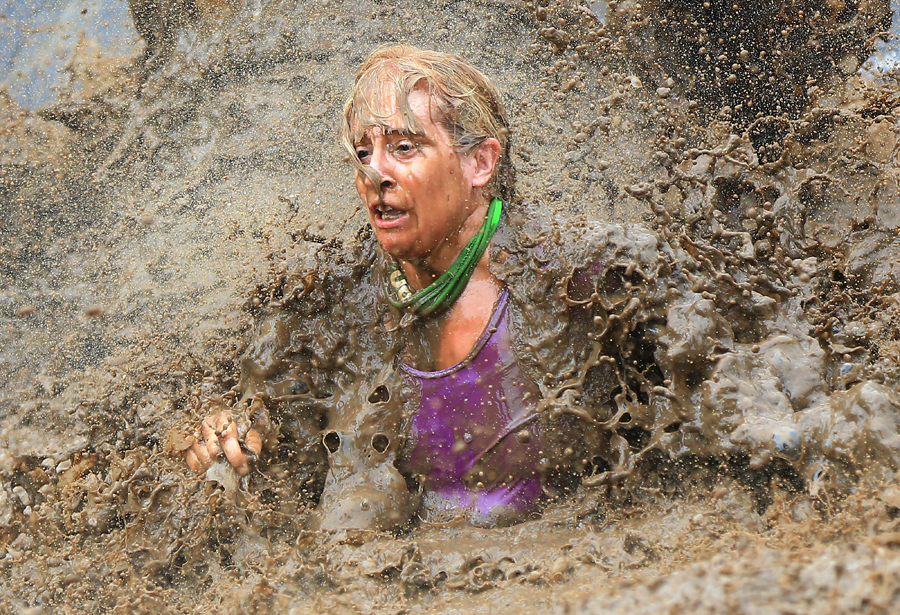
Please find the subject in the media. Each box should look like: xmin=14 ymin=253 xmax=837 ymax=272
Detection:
xmin=185 ymin=411 xmax=259 ymax=477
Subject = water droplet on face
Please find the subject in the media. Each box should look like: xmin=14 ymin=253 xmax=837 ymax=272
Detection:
xmin=464 ymin=432 xmax=473 ymax=443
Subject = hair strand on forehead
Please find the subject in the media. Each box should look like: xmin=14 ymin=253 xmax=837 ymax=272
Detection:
xmin=341 ymin=44 xmax=514 ymax=204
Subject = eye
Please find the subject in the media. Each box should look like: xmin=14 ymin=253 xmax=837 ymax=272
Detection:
xmin=354 ymin=147 xmax=371 ymax=162
xmin=389 ymin=140 xmax=417 ymax=158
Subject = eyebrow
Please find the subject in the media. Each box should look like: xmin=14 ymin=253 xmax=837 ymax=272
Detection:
xmin=375 ymin=123 xmax=425 ymax=136
xmin=382 ymin=127 xmax=419 ymax=136
xmin=354 ymin=127 xmax=426 ymax=146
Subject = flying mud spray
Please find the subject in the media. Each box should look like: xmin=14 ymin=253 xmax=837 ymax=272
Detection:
xmin=2 ymin=0 xmax=900 ymax=612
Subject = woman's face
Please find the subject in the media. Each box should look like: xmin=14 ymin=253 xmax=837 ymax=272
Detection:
xmin=353 ymin=88 xmax=489 ymax=266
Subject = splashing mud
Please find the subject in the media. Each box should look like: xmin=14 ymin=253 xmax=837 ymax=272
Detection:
xmin=3 ymin=0 xmax=900 ymax=612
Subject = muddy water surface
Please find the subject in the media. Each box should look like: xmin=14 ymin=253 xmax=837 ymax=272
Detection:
xmin=3 ymin=0 xmax=900 ymax=613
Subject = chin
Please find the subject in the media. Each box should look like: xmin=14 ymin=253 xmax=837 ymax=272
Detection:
xmin=375 ymin=240 xmax=406 ymax=261
xmin=373 ymin=233 xmax=412 ymax=260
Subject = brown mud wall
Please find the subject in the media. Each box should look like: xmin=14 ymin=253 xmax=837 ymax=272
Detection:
xmin=2 ymin=0 xmax=900 ymax=613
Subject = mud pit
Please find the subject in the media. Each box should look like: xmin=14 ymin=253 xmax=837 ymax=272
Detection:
xmin=4 ymin=0 xmax=900 ymax=612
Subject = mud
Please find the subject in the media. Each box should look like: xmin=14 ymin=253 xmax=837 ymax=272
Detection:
xmin=3 ymin=0 xmax=900 ymax=613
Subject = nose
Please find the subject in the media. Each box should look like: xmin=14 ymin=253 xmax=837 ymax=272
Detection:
xmin=366 ymin=146 xmax=397 ymax=193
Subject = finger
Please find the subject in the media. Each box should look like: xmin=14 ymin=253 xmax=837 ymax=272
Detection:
xmin=182 ymin=433 xmax=198 ymax=451
xmin=192 ymin=437 xmax=213 ymax=468
xmin=244 ymin=429 xmax=262 ymax=457
xmin=219 ymin=424 xmax=249 ymax=476
xmin=184 ymin=431 xmax=213 ymax=472
xmin=185 ymin=448 xmax=203 ymax=473
xmin=200 ymin=416 xmax=222 ymax=458
xmin=222 ymin=438 xmax=250 ymax=476
xmin=186 ymin=439 xmax=213 ymax=474
xmin=215 ymin=412 xmax=234 ymax=434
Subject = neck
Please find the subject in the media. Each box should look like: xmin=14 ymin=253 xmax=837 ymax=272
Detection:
xmin=400 ymin=197 xmax=491 ymax=290
xmin=384 ymin=196 xmax=502 ymax=321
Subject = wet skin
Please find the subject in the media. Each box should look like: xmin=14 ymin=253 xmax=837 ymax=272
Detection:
xmin=184 ymin=407 xmax=262 ymax=476
xmin=353 ymin=89 xmax=491 ymax=270
xmin=353 ymin=86 xmax=503 ymax=370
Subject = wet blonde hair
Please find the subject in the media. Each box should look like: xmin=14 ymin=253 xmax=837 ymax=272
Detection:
xmin=341 ymin=44 xmax=513 ymax=202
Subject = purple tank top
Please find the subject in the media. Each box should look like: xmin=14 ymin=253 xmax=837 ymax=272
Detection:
xmin=399 ymin=289 xmax=545 ymax=526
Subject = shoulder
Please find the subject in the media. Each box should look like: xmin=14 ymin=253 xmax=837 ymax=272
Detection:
xmin=491 ymin=201 xmax=671 ymax=284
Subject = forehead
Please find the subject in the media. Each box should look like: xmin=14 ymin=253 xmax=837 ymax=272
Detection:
xmin=349 ymin=81 xmax=440 ymax=143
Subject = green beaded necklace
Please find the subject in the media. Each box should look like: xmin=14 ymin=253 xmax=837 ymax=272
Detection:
xmin=387 ymin=197 xmax=502 ymax=318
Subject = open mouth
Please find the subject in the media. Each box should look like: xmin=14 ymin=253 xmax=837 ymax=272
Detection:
xmin=375 ymin=203 xmax=404 ymax=221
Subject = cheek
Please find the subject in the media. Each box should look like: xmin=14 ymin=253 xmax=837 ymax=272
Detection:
xmin=400 ymin=166 xmax=418 ymax=185
xmin=355 ymin=174 xmax=368 ymax=200
xmin=455 ymin=155 xmax=478 ymax=186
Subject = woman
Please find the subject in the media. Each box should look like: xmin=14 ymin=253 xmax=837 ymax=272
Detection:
xmin=185 ymin=44 xmax=564 ymax=526
xmin=184 ymin=45 xmax=900 ymax=535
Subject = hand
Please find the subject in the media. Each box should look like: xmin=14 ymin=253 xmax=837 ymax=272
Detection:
xmin=184 ymin=411 xmax=262 ymax=476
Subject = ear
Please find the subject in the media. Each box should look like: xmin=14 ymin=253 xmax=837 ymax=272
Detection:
xmin=467 ymin=137 xmax=502 ymax=190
